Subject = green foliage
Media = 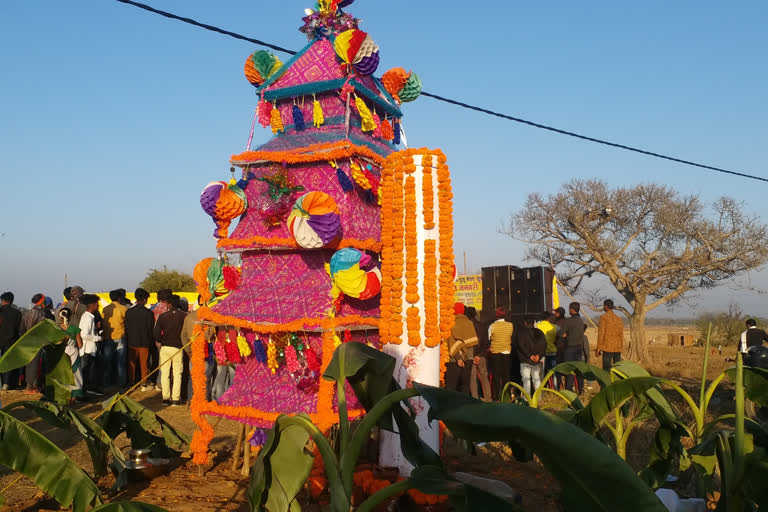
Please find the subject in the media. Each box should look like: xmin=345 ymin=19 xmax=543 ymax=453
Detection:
xmin=696 ymin=304 xmax=747 ymax=346
xmin=0 ymin=410 xmax=103 ymax=512
xmin=100 ymin=395 xmax=190 ymax=456
xmin=3 ymin=401 xmax=125 ymax=479
xmin=415 ymin=384 xmax=667 ymax=511
xmin=249 ymin=415 xmax=315 ymax=512
xmin=138 ymin=265 xmax=196 ymax=292
xmin=0 ymin=319 xmax=69 ymax=373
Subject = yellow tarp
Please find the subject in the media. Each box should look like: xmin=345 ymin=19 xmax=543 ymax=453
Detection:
xmin=93 ymin=292 xmax=199 ymax=311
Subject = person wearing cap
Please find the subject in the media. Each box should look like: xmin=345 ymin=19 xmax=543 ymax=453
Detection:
xmin=20 ymin=293 xmax=52 ymax=394
xmin=488 ymin=307 xmax=514 ymax=400
xmin=0 ymin=292 xmax=22 ymax=390
xmin=78 ymin=294 xmax=103 ymax=395
xmin=445 ymin=303 xmax=478 ymax=395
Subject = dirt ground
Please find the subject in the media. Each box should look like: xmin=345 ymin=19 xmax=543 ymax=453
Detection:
xmin=0 ymin=328 xmax=739 ymax=512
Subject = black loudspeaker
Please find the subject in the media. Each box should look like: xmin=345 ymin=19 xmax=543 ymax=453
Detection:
xmin=509 ymin=268 xmax=526 ymax=316
xmin=481 ymin=265 xmax=519 ymax=314
xmin=481 ymin=265 xmax=555 ymax=317
xmin=523 ymin=266 xmax=555 ymax=316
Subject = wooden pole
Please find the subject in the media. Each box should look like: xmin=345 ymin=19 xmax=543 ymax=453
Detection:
xmin=232 ymin=422 xmax=245 ymax=472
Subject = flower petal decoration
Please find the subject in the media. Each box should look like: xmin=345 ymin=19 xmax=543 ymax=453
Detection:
xmin=381 ymin=68 xmax=410 ymax=98
xmin=287 ymin=191 xmax=342 ymax=248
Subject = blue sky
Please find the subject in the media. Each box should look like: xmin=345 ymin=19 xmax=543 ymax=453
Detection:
xmin=1 ymin=1 xmax=766 ymax=315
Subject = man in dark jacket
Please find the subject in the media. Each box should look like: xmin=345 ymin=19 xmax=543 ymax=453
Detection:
xmin=562 ymin=302 xmax=588 ymax=393
xmin=466 ymin=307 xmax=492 ymax=401
xmin=516 ymin=317 xmax=547 ymax=396
xmin=0 ymin=292 xmax=22 ymax=390
xmin=21 ymin=294 xmax=52 ymax=393
xmin=125 ymin=288 xmax=154 ymax=390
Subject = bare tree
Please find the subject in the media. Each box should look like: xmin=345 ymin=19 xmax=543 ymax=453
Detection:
xmin=503 ymin=179 xmax=768 ymax=365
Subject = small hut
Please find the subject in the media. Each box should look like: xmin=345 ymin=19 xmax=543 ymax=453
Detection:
xmin=667 ymin=333 xmax=695 ymax=347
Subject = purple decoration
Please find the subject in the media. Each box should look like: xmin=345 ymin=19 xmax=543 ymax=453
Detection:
xmin=307 ymin=211 xmax=342 ymax=245
xmin=249 ymin=428 xmax=268 ymax=447
xmin=292 ymin=105 xmax=306 ymax=131
xmin=337 ymin=0 xmax=355 ymax=7
xmin=237 ymin=178 xmax=249 ymax=190
xmin=393 ymin=119 xmax=401 ymax=145
xmin=336 ymin=167 xmax=354 ymax=192
xmin=353 ymin=51 xmax=379 ymax=76
xmin=252 ymin=338 xmax=267 ymax=364
xmin=200 ymin=183 xmax=223 ymax=217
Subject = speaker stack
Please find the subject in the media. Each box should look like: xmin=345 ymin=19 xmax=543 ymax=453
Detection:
xmin=481 ymin=265 xmax=555 ymax=317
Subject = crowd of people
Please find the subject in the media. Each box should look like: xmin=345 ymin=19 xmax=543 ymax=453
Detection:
xmin=445 ymin=299 xmax=626 ymax=400
xmin=0 ymin=287 xmax=234 ymax=406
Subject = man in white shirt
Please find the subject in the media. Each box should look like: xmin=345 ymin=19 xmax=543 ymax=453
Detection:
xmin=739 ymin=318 xmax=768 ymax=355
xmin=78 ymin=294 xmax=102 ymax=395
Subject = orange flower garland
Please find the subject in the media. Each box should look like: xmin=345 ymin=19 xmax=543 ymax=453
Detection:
xmin=217 ymin=236 xmax=382 ymax=253
xmin=196 ymin=306 xmax=378 ymax=334
xmin=421 ymin=153 xmax=435 ymax=230
xmin=378 ymin=155 xmax=395 ymax=345
xmin=385 ymin=152 xmax=405 ymax=344
xmin=231 ymin=140 xmax=385 ymax=167
xmin=423 ymin=239 xmax=440 ymax=348
xmin=436 ymin=150 xmax=455 ymax=345
xmin=403 ymin=175 xmax=419 ymax=305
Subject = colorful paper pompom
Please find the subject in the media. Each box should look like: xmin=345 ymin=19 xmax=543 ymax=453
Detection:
xmin=329 ymin=248 xmax=382 ymax=300
xmin=399 ymin=72 xmax=422 ymax=103
xmin=200 ymin=181 xmax=248 ymax=238
xmin=381 ymin=68 xmax=411 ymax=101
xmin=287 ymin=191 xmax=342 ymax=249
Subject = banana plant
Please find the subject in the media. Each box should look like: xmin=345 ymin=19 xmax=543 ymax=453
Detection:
xmin=501 ymin=361 xmax=609 ymax=409
xmin=250 ymin=342 xmax=668 ymax=512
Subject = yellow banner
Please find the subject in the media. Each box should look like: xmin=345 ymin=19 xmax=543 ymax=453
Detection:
xmin=454 ymin=274 xmax=482 ymax=310
xmin=94 ymin=292 xmax=199 ymax=311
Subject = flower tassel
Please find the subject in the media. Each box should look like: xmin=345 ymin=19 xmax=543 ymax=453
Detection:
xmin=355 ymin=96 xmax=376 ymax=132
xmin=258 ymin=98 xmax=272 ymax=128
xmin=253 ymin=338 xmax=267 ymax=364
xmin=270 ymin=103 xmax=284 ymax=134
xmin=267 ymin=338 xmax=278 ymax=373
xmin=381 ymin=117 xmax=394 ymax=141
xmin=313 ymin=96 xmax=324 ymax=127
xmin=284 ymin=344 xmax=301 ymax=373
xmin=224 ymin=329 xmax=241 ymax=363
xmin=336 ymin=167 xmax=354 ymax=192
xmin=214 ymin=330 xmax=228 ymax=364
xmin=236 ymin=334 xmax=252 ymax=358
xmin=306 ymin=348 xmax=321 ymax=372
xmin=292 ymin=104 xmax=306 ymax=131
xmin=393 ymin=119 xmax=401 ymax=145
xmin=372 ymin=112 xmax=382 ymax=138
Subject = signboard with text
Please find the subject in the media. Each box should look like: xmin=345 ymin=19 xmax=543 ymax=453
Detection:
xmin=454 ymin=274 xmax=482 ymax=310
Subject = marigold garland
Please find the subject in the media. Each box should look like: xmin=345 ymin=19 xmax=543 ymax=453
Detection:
xmin=217 ymin=235 xmax=382 ymax=253
xmin=270 ymin=103 xmax=284 ymax=134
xmin=197 ymin=306 xmax=379 ymax=334
xmin=387 ymin=153 xmax=405 ymax=344
xmin=436 ymin=150 xmax=455 ymax=345
xmin=423 ymin=239 xmax=440 ymax=348
xmin=267 ymin=338 xmax=278 ymax=373
xmin=404 ymin=175 xmax=419 ymax=305
xmin=381 ymin=117 xmax=394 ymax=141
xmin=378 ymin=156 xmax=395 ymax=345
xmin=231 ymin=140 xmax=385 ymax=167
xmin=422 ymin=154 xmax=435 ymax=230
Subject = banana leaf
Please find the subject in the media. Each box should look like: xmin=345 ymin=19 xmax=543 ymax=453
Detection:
xmin=3 ymin=400 xmax=126 ymax=480
xmin=91 ymin=501 xmax=169 ymax=512
xmin=99 ymin=395 xmax=189 ymax=457
xmin=550 ymin=361 xmax=611 ymax=388
xmin=414 ymin=384 xmax=667 ymax=512
xmin=0 ymin=409 xmax=102 ymax=512
xmin=0 ymin=319 xmax=69 ymax=372
xmin=248 ymin=414 xmax=315 ymax=512
xmin=570 ymin=376 xmax=665 ymax=433
xmin=726 ymin=366 xmax=768 ymax=407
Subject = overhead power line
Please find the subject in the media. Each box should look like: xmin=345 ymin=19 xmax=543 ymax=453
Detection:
xmin=115 ymin=0 xmax=767 ymax=184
